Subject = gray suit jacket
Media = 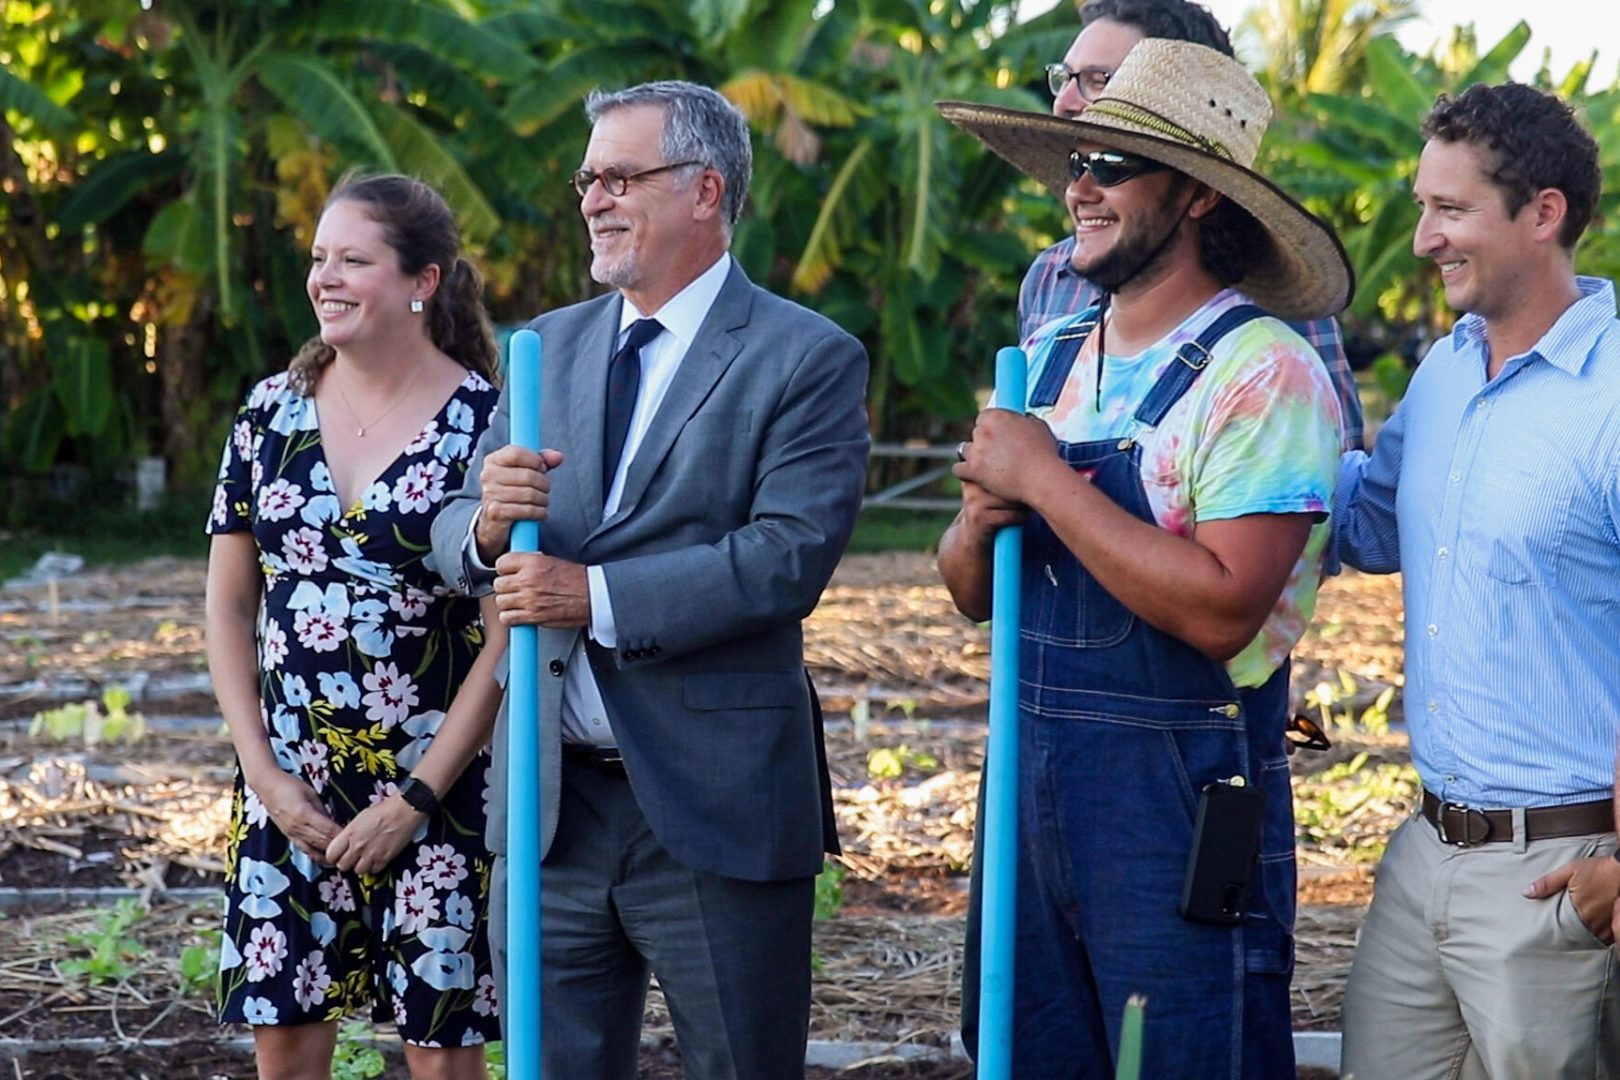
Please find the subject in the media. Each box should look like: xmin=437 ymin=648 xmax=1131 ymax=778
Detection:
xmin=431 ymin=261 xmax=869 ymax=882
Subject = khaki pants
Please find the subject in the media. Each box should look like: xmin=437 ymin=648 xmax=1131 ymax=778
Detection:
xmin=1341 ymin=814 xmax=1620 ymax=1079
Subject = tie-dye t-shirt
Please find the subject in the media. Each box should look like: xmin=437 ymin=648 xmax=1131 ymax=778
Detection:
xmin=1018 ymin=288 xmax=1342 ymax=688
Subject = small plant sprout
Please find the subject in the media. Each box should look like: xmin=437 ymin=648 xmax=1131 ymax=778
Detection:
xmin=1304 ymin=670 xmax=1394 ymax=736
xmin=179 ymin=928 xmax=222 ymax=998
xmin=866 ymin=744 xmax=940 ymax=780
xmin=59 ymin=899 xmax=148 ymax=986
xmin=29 ymin=685 xmax=147 ymax=746
xmin=331 ymin=1020 xmax=386 ymax=1080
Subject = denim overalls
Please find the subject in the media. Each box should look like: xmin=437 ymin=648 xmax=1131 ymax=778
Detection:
xmin=1010 ymin=304 xmax=1297 ymax=1078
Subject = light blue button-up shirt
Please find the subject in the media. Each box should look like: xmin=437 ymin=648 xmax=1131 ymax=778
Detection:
xmin=1334 ymin=276 xmax=1620 ymax=808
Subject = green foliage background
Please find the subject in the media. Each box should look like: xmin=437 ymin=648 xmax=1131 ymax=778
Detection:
xmin=2 ymin=0 xmax=1618 ymax=513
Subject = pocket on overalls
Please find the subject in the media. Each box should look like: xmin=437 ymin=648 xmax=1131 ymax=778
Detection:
xmin=1244 ymin=748 xmax=1296 ymax=975
xmin=1075 ymin=572 xmax=1135 ymax=647
xmin=1023 ymin=518 xmax=1137 ymax=648
xmin=1158 ymin=702 xmax=1252 ymax=830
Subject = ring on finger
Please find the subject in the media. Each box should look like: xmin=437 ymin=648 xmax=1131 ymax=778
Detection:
xmin=956 ymin=440 xmax=969 ymax=462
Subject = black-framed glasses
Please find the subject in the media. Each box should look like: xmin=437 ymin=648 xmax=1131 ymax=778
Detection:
xmin=1045 ymin=62 xmax=1112 ymax=102
xmin=570 ymin=160 xmax=705 ymax=198
xmin=1067 ymin=148 xmax=1169 ymax=188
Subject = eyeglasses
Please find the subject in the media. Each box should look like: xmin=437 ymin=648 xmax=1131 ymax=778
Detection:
xmin=570 ymin=160 xmax=705 ymax=198
xmin=1045 ymin=62 xmax=1113 ymax=102
xmin=1067 ymin=148 xmax=1169 ymax=188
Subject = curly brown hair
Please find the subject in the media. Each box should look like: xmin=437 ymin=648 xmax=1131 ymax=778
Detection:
xmin=1422 ymin=84 xmax=1601 ymax=250
xmin=1196 ymin=195 xmax=1271 ymax=287
xmin=1078 ymin=0 xmax=1233 ymax=56
xmin=288 ymin=172 xmax=498 ymax=394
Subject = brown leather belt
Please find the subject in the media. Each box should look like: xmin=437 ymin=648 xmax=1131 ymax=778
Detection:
xmin=563 ymin=744 xmax=628 ymax=778
xmin=1421 ymin=790 xmax=1613 ymax=847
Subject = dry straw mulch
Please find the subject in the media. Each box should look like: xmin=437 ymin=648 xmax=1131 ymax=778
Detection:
xmin=0 ymin=756 xmax=229 ymax=891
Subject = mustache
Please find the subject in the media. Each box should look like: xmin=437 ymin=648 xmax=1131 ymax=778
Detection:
xmin=589 ymin=214 xmax=632 ymax=232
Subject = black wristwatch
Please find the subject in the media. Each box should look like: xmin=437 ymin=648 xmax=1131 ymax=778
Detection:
xmin=398 ymin=775 xmax=440 ymax=816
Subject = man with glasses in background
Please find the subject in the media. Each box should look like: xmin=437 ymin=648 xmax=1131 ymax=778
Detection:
xmin=938 ymin=37 xmax=1351 ymax=1076
xmin=1026 ymin=0 xmax=1364 ymax=452
xmin=434 ymin=80 xmax=869 ymax=1078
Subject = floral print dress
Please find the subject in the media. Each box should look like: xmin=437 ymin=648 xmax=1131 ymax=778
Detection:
xmin=207 ymin=369 xmax=502 ymax=1046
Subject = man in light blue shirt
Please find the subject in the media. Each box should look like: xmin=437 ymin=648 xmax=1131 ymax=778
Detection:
xmin=1335 ymin=83 xmax=1620 ymax=1079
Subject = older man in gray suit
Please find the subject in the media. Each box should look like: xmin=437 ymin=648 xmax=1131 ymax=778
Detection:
xmin=430 ymin=80 xmax=870 ymax=1078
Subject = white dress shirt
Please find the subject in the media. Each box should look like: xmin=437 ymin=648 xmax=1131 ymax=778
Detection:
xmin=472 ymin=253 xmax=733 ymax=746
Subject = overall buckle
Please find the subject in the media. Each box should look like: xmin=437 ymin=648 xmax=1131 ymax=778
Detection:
xmin=1437 ymin=802 xmax=1493 ymax=846
xmin=1176 ymin=341 xmax=1213 ymax=370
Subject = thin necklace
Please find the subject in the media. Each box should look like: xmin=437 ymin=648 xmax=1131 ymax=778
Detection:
xmin=329 ymin=358 xmax=427 ymax=437
xmin=1094 ymin=295 xmax=1113 ymax=412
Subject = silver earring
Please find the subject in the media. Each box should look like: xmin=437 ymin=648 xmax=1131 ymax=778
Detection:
xmin=410 ymin=298 xmax=424 ymax=313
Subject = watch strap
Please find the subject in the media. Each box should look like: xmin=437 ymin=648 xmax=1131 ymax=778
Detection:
xmin=398 ymin=775 xmax=439 ymax=815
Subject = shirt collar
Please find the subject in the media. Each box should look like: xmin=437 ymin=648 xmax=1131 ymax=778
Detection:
xmin=1449 ymin=276 xmax=1616 ymax=375
xmin=619 ymin=252 xmax=732 ymax=346
xmin=1052 ymin=235 xmax=1077 ymax=280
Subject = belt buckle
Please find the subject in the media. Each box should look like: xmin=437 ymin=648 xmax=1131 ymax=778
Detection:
xmin=1437 ymin=801 xmax=1492 ymax=846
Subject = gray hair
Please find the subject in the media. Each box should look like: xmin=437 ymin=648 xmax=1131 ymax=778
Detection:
xmin=584 ymin=80 xmax=753 ymax=229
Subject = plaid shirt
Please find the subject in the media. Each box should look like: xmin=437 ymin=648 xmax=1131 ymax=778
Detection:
xmin=1018 ymin=237 xmax=1365 ymax=450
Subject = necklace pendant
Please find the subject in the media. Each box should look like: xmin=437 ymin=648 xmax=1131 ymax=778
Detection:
xmin=357 ymin=426 xmax=366 ymax=437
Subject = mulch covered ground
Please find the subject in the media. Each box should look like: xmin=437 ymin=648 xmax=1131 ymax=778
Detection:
xmin=0 ymin=553 xmax=1407 ymax=1074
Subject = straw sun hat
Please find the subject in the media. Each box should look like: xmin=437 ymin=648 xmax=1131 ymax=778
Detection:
xmin=937 ymin=38 xmax=1353 ymax=321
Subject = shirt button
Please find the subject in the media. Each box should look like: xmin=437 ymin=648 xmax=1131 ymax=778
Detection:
xmin=1451 ymin=472 xmax=1461 ymax=483
xmin=549 ymin=659 xmax=565 ymax=676
xmin=1427 ymin=624 xmax=1439 ymax=636
xmin=1427 ymin=701 xmax=1438 ymax=712
xmin=591 ymin=717 xmax=603 ymax=726
xmin=1437 ymin=547 xmax=1449 ymax=559
xmin=1475 ymin=400 xmax=1486 ymax=410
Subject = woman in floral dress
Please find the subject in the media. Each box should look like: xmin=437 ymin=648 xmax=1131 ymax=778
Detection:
xmin=206 ymin=173 xmax=505 ymax=1077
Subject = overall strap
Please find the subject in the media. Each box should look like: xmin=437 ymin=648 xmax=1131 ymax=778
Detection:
xmin=1026 ymin=302 xmax=1107 ymax=409
xmin=1132 ymin=304 xmax=1266 ymax=428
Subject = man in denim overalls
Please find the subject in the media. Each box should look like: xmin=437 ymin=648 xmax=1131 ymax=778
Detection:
xmin=937 ymin=41 xmax=1353 ymax=1077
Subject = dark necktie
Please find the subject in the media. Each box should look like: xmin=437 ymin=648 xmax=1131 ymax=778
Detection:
xmin=603 ymin=317 xmax=663 ymax=495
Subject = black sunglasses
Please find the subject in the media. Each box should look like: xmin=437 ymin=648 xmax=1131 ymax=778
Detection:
xmin=1285 ymin=712 xmax=1333 ymax=753
xmin=1067 ymin=148 xmax=1169 ymax=188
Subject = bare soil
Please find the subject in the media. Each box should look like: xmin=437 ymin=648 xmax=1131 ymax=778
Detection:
xmin=0 ymin=554 xmax=1406 ymax=1075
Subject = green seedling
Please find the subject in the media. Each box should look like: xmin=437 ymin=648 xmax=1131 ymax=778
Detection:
xmin=1294 ymin=751 xmax=1421 ymax=862
xmin=850 ymin=697 xmax=871 ymax=743
xmin=179 ymin=929 xmax=222 ymax=999
xmin=1304 ymin=670 xmax=1394 ymax=736
xmin=810 ymin=860 xmax=848 ymax=973
xmin=485 ymin=1039 xmax=506 ymax=1080
xmin=29 ymin=685 xmax=148 ymax=746
xmin=866 ymin=744 xmax=939 ymax=780
xmin=814 ymin=860 xmax=847 ymax=922
xmin=60 ymin=899 xmax=148 ymax=986
xmin=331 ymin=1021 xmax=386 ymax=1080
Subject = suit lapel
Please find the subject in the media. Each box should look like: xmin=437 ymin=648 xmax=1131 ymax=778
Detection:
xmin=598 ymin=264 xmax=755 ymax=530
xmin=560 ymin=295 xmax=624 ymax=524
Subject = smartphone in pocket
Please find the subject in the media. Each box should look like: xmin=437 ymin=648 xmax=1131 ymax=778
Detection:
xmin=1179 ymin=779 xmax=1265 ymax=926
